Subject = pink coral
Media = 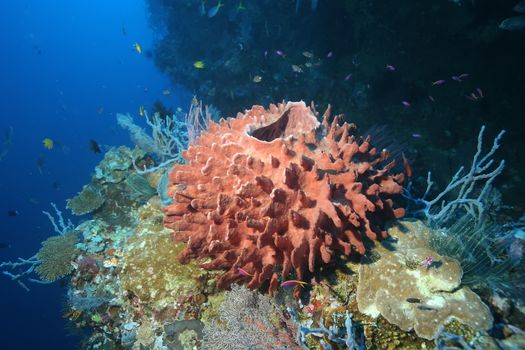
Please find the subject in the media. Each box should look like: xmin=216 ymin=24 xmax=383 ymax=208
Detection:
xmin=163 ymin=101 xmax=405 ymax=294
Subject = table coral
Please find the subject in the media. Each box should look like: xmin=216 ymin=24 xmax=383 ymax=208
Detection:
xmin=67 ymin=184 xmax=105 ymax=215
xmin=163 ymin=101 xmax=405 ymax=294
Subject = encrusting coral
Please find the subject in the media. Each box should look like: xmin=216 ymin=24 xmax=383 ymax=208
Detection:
xmin=356 ymin=220 xmax=493 ymax=340
xmin=163 ymin=101 xmax=406 ymax=295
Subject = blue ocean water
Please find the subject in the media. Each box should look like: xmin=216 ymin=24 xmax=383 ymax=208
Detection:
xmin=0 ymin=1 xmax=188 ymax=348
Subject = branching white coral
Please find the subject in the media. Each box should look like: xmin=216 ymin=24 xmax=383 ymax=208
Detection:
xmin=117 ymin=101 xmax=219 ymax=174
xmin=405 ymin=126 xmax=505 ymax=228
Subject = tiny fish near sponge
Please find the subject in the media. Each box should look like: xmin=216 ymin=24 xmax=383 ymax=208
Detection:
xmin=162 ymin=101 xmax=406 ymax=295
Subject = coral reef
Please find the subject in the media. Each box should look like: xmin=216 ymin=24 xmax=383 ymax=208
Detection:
xmin=404 ymin=126 xmax=505 ymax=228
xmin=35 ymin=231 xmax=79 ymax=282
xmin=429 ymin=215 xmax=523 ymax=293
xmin=124 ymin=173 xmax=156 ymax=202
xmin=66 ymin=146 xmax=159 ymax=226
xmin=94 ymin=146 xmax=146 ymax=184
xmin=66 ymin=184 xmax=105 ymax=215
xmin=1 ymin=203 xmax=76 ymax=290
xmin=117 ymin=112 xmax=188 ymax=164
xmin=356 ymin=219 xmax=493 ymax=340
xmin=48 ymin=139 xmax=521 ymax=349
xmin=203 ymin=284 xmax=301 ymax=349
xmin=163 ymin=101 xmax=405 ymax=294
xmin=120 ymin=203 xmax=209 ymax=311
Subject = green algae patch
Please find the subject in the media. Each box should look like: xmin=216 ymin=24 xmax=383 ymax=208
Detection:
xmin=120 ymin=204 xmax=208 ymax=311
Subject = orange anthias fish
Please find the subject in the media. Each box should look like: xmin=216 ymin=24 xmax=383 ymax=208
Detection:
xmin=402 ymin=152 xmax=412 ymax=178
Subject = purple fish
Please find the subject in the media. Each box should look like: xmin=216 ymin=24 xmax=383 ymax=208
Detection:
xmin=236 ymin=267 xmax=253 ymax=277
xmin=402 ymin=101 xmax=411 ymax=107
xmin=420 ymin=256 xmax=434 ymax=269
xmin=476 ymin=87 xmax=483 ymax=98
xmin=386 ymin=64 xmax=396 ymax=71
xmin=412 ymin=133 xmax=422 ymax=138
xmin=452 ymin=73 xmax=469 ymax=82
xmin=466 ymin=93 xmax=477 ymax=101
xmin=344 ymin=73 xmax=352 ymax=81
xmin=276 ymin=50 xmax=285 ymax=57
xmin=264 ymin=50 xmax=268 ymax=57
xmin=280 ymin=279 xmax=308 ymax=288
xmin=432 ymin=79 xmax=446 ymax=86
xmin=428 ymin=95 xmax=435 ymax=102
xmin=326 ymin=51 xmax=333 ymax=58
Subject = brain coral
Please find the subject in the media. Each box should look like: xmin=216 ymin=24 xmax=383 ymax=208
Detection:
xmin=163 ymin=101 xmax=405 ymax=294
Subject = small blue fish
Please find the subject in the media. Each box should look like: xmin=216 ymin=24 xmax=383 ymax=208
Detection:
xmin=207 ymin=0 xmax=223 ymax=18
xmin=417 ymin=305 xmax=435 ymax=311
xmin=452 ymin=73 xmax=469 ymax=82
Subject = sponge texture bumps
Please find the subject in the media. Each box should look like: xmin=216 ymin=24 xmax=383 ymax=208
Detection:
xmin=163 ymin=101 xmax=405 ymax=294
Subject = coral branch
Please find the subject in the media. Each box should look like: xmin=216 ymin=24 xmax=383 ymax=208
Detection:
xmin=405 ymin=126 xmax=505 ymax=228
xmin=1 ymin=203 xmax=74 ymax=290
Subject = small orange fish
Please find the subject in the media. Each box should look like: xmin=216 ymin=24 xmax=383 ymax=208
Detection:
xmin=402 ymin=152 xmax=412 ymax=178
